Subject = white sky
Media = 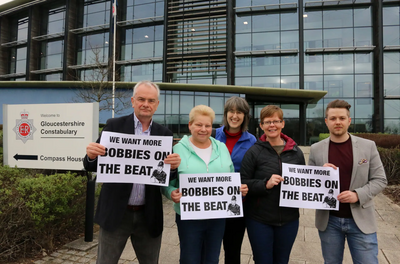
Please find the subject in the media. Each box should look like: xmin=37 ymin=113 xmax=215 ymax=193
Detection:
xmin=0 ymin=0 xmax=13 ymax=6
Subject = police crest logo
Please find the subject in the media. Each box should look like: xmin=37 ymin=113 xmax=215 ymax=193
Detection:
xmin=13 ymin=110 xmax=36 ymax=143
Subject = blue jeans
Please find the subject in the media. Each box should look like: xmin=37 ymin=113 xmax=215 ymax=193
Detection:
xmin=246 ymin=217 xmax=299 ymax=264
xmin=176 ymin=214 xmax=225 ymax=264
xmin=319 ymin=215 xmax=378 ymax=264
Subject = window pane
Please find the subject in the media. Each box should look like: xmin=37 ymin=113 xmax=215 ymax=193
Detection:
xmin=236 ymin=15 xmax=251 ymax=33
xmin=281 ymin=12 xmax=298 ymax=31
xmin=281 ymin=75 xmax=299 ymax=89
xmin=354 ymin=7 xmax=371 ymax=27
xmin=355 ymin=75 xmax=373 ymax=97
xmin=47 ymin=54 xmax=63 ymax=68
xmin=304 ymin=75 xmax=323 ymax=91
xmin=253 ymin=76 xmax=280 ymax=88
xmin=384 ymin=52 xmax=400 ymax=73
xmin=384 ymin=119 xmax=400 ymax=134
xmin=253 ymin=14 xmax=279 ymax=32
xmin=383 ymin=26 xmax=400 ymax=46
xmin=180 ymin=95 xmax=194 ymax=114
xmin=210 ymin=97 xmax=224 ymax=114
xmin=354 ymin=99 xmax=373 ymax=118
xmin=305 ymin=55 xmax=323 ymax=74
xmin=235 ymin=57 xmax=251 ymax=77
xmin=236 ymin=33 xmax=251 ymax=51
xmin=304 ymin=29 xmax=322 ymax=49
xmin=355 ymin=53 xmax=372 ymax=74
xmin=384 ymin=100 xmax=400 ymax=118
xmin=134 ymin=3 xmax=155 ymax=19
xmin=324 ymin=75 xmax=354 ymax=98
xmin=281 ymin=30 xmax=298 ymax=49
xmin=323 ymin=9 xmax=352 ymax=28
xmin=324 ymin=54 xmax=353 ymax=75
xmin=354 ymin=28 xmax=371 ymax=46
xmin=252 ymin=57 xmax=280 ymax=76
xmin=323 ymin=28 xmax=353 ymax=47
xmin=253 ymin=32 xmax=280 ymax=50
xmin=383 ymin=6 xmax=400 ymax=26
xmin=281 ymin=56 xmax=299 ymax=76
xmin=48 ymin=20 xmax=64 ymax=34
xmin=155 ymin=2 xmax=164 ymax=17
xmin=384 ymin=74 xmax=400 ymax=96
xmin=304 ymin=11 xmax=322 ymax=29
xmin=132 ymin=43 xmax=154 ymax=59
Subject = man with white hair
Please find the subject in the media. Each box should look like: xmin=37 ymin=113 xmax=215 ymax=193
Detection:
xmin=84 ymin=81 xmax=181 ymax=264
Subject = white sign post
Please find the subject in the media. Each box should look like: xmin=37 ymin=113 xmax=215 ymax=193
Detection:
xmin=97 ymin=131 xmax=173 ymax=186
xmin=179 ymin=173 xmax=243 ymax=220
xmin=280 ymin=163 xmax=340 ymax=210
xmin=3 ymin=103 xmax=99 ymax=170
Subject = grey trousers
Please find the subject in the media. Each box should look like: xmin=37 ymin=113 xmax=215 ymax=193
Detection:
xmin=96 ymin=209 xmax=162 ymax=264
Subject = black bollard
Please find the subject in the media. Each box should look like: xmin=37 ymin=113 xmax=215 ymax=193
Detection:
xmin=84 ymin=172 xmax=96 ymax=242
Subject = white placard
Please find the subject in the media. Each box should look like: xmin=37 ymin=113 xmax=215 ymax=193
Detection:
xmin=280 ymin=163 xmax=340 ymax=210
xmin=179 ymin=173 xmax=243 ymax=220
xmin=97 ymin=131 xmax=173 ymax=186
xmin=3 ymin=103 xmax=98 ymax=170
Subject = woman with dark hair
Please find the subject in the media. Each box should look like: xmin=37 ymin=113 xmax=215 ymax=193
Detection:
xmin=215 ymin=96 xmax=256 ymax=264
xmin=241 ymin=105 xmax=305 ymax=264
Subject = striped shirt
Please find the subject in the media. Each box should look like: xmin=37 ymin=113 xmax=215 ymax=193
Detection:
xmin=128 ymin=114 xmax=153 ymax=206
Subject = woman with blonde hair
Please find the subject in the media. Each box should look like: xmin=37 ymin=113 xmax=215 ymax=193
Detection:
xmin=163 ymin=105 xmax=247 ymax=264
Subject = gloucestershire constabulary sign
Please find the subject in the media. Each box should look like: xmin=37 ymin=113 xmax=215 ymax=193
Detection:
xmin=3 ymin=103 xmax=99 ymax=170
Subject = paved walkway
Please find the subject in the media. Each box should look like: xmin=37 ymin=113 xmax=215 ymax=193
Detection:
xmin=32 ymin=193 xmax=400 ymax=264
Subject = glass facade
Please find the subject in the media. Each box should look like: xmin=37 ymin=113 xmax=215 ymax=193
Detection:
xmin=77 ymin=33 xmax=110 ymax=65
xmin=383 ymin=4 xmax=400 ymax=134
xmin=1 ymin=0 xmax=400 ymax=142
xmin=10 ymin=46 xmax=27 ymax=75
xmin=124 ymin=0 xmax=164 ymax=21
xmin=82 ymin=0 xmax=110 ymax=28
xmin=122 ymin=25 xmax=163 ymax=60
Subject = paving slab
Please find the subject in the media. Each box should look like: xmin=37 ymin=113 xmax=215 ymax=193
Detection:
xmin=33 ymin=192 xmax=400 ymax=264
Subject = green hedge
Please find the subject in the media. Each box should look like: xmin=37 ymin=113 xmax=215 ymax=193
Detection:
xmin=378 ymin=147 xmax=400 ymax=185
xmin=0 ymin=166 xmax=88 ymax=261
xmin=319 ymin=133 xmax=400 ymax=149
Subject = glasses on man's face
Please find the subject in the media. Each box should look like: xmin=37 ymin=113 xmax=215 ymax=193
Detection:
xmin=262 ymin=120 xmax=283 ymax=126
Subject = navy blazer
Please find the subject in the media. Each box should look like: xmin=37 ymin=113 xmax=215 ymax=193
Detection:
xmin=83 ymin=113 xmax=174 ymax=237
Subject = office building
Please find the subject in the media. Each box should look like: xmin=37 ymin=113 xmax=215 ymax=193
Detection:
xmin=1 ymin=0 xmax=399 ymax=145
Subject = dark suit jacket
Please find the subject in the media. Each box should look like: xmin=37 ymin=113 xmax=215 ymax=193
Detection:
xmin=83 ymin=113 xmax=173 ymax=237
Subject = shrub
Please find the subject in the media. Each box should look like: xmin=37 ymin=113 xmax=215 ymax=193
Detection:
xmin=353 ymin=133 xmax=400 ymax=149
xmin=378 ymin=147 xmax=400 ymax=185
xmin=0 ymin=167 xmax=88 ymax=262
xmin=16 ymin=172 xmax=86 ymax=229
xmin=319 ymin=133 xmax=329 ymax=141
xmin=318 ymin=133 xmax=400 ymax=149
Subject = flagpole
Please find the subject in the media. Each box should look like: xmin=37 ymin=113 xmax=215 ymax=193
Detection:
xmin=112 ymin=0 xmax=116 ymax=118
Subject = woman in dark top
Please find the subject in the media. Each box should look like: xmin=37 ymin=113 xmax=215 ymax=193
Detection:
xmin=241 ymin=105 xmax=305 ymax=264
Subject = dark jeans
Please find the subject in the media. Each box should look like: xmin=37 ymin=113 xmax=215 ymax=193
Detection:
xmin=223 ymin=216 xmax=246 ymax=264
xmin=176 ymin=213 xmax=225 ymax=264
xmin=246 ymin=217 xmax=299 ymax=264
xmin=97 ymin=209 xmax=161 ymax=264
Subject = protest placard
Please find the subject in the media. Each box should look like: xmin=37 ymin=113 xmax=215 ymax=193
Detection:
xmin=97 ymin=131 xmax=172 ymax=186
xmin=280 ymin=163 xmax=340 ymax=210
xmin=179 ymin=173 xmax=243 ymax=220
